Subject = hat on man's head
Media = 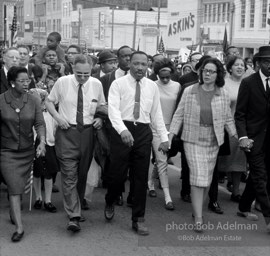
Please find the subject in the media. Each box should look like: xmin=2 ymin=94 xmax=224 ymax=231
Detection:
xmin=98 ymin=50 xmax=117 ymax=64
xmin=256 ymin=46 xmax=270 ymax=58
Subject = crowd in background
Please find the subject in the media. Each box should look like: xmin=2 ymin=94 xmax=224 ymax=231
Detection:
xmin=1 ymin=31 xmax=270 ymax=242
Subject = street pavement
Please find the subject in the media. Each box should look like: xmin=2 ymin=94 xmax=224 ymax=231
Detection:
xmin=0 ymin=154 xmax=270 ymax=256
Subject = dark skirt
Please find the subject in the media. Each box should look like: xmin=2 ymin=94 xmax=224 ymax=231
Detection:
xmin=33 ymin=145 xmax=59 ymax=179
xmin=0 ymin=147 xmax=35 ymax=195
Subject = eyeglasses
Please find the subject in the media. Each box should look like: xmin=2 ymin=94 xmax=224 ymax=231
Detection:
xmin=67 ymin=52 xmax=78 ymax=55
xmin=15 ymin=79 xmax=31 ymax=84
xmin=202 ymin=69 xmax=217 ymax=75
xmin=74 ymin=71 xmax=91 ymax=77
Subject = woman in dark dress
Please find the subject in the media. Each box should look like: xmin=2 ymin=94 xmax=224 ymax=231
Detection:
xmin=0 ymin=66 xmax=46 ymax=242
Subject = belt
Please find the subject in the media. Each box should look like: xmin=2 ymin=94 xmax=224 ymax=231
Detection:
xmin=200 ymin=124 xmax=213 ymax=127
xmin=124 ymin=120 xmax=149 ymax=127
xmin=68 ymin=124 xmax=92 ymax=129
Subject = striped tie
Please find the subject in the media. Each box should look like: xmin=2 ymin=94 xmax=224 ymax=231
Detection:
xmin=133 ymin=80 xmax=140 ymax=120
xmin=76 ymin=83 xmax=84 ymax=132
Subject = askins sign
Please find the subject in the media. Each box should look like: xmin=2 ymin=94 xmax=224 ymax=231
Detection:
xmin=167 ymin=0 xmax=199 ymax=51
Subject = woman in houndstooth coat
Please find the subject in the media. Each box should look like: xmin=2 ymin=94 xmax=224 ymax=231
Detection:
xmin=169 ymin=58 xmax=237 ymax=232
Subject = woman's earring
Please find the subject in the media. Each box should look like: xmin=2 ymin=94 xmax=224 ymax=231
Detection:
xmin=11 ymin=84 xmax=15 ymax=88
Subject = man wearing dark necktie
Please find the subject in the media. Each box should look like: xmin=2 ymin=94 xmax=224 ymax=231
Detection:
xmin=104 ymin=51 xmax=169 ymax=235
xmin=235 ymin=45 xmax=270 ymax=233
xmin=45 ymin=54 xmax=105 ymax=232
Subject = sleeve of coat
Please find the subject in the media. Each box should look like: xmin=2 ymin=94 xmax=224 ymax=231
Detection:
xmin=234 ymin=79 xmax=249 ymax=138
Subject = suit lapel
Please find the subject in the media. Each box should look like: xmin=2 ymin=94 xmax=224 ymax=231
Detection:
xmin=255 ymin=72 xmax=268 ymax=100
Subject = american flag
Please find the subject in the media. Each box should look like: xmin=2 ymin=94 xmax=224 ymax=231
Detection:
xmin=157 ymin=36 xmax=165 ymax=54
xmin=11 ymin=6 xmax=18 ymax=47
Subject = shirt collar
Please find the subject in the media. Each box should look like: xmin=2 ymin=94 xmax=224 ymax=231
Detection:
xmin=4 ymin=66 xmax=8 ymax=77
xmin=259 ymin=69 xmax=269 ymax=82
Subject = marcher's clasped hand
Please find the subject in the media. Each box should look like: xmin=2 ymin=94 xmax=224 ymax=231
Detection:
xmin=239 ymin=138 xmax=254 ymax=152
xmin=56 ymin=116 xmax=70 ymax=130
xmin=36 ymin=143 xmax=46 ymax=158
xmin=93 ymin=118 xmax=103 ymax=130
xmin=158 ymin=141 xmax=170 ymax=155
xmin=120 ymin=130 xmax=134 ymax=147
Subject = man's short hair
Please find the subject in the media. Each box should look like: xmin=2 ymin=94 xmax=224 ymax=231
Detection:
xmin=48 ymin=32 xmax=61 ymax=42
xmin=3 ymin=47 xmax=18 ymax=56
xmin=117 ymin=45 xmax=131 ymax=57
xmin=130 ymin=51 xmax=148 ymax=61
xmin=17 ymin=45 xmax=30 ymax=53
xmin=67 ymin=44 xmax=82 ymax=54
xmin=74 ymin=54 xmax=93 ymax=66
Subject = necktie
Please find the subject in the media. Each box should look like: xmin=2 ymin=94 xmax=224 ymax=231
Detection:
xmin=266 ymin=78 xmax=270 ymax=96
xmin=133 ymin=80 xmax=140 ymax=120
xmin=76 ymin=83 xmax=84 ymax=132
xmin=124 ymin=70 xmax=128 ymax=75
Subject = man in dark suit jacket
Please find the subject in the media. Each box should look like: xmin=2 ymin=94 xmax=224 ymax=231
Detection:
xmin=99 ymin=45 xmax=133 ymax=205
xmin=0 ymin=47 xmax=20 ymax=94
xmin=235 ymin=45 xmax=270 ymax=232
xmin=92 ymin=50 xmax=117 ymax=81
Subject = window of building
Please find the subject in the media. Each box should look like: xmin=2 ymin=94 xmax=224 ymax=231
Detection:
xmin=217 ymin=4 xmax=221 ymax=22
xmin=222 ymin=3 xmax=226 ymax=22
xmin=249 ymin=0 xmax=255 ymax=28
xmin=53 ymin=19 xmax=56 ymax=31
xmin=204 ymin=4 xmax=207 ymax=23
xmin=212 ymin=4 xmax=216 ymax=22
xmin=241 ymin=0 xmax=246 ymax=28
xmin=227 ymin=3 xmax=230 ymax=23
xmin=47 ymin=20 xmax=51 ymax=33
xmin=261 ymin=0 xmax=267 ymax=28
xmin=53 ymin=0 xmax=56 ymax=11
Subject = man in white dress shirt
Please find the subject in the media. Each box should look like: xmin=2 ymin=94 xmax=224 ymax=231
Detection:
xmin=45 ymin=54 xmax=105 ymax=232
xmin=104 ymin=51 xmax=169 ymax=235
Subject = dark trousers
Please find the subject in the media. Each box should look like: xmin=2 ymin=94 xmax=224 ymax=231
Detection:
xmin=105 ymin=121 xmax=153 ymax=222
xmin=239 ymin=151 xmax=270 ymax=217
xmin=181 ymin=149 xmax=218 ymax=202
xmin=55 ymin=126 xmax=95 ymax=218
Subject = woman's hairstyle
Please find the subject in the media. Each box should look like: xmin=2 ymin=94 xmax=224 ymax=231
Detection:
xmin=7 ymin=66 xmax=28 ymax=82
xmin=226 ymin=56 xmax=247 ymax=75
xmin=199 ymin=58 xmax=225 ymax=87
xmin=153 ymin=57 xmax=175 ymax=75
xmin=74 ymin=54 xmax=93 ymax=66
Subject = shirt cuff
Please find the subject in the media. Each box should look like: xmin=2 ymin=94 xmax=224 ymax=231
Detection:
xmin=160 ymin=133 xmax=169 ymax=143
xmin=239 ymin=136 xmax=248 ymax=141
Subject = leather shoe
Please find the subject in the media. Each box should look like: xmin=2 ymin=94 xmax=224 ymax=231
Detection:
xmin=181 ymin=194 xmax=191 ymax=203
xmin=230 ymin=194 xmax=241 ymax=203
xmin=148 ymin=190 xmax=157 ymax=197
xmin=52 ymin=184 xmax=59 ymax=193
xmin=67 ymin=218 xmax=81 ymax=232
xmin=237 ymin=211 xmax=258 ymax=221
xmin=132 ymin=222 xmax=149 ymax=236
xmin=11 ymin=231 xmax=24 ymax=242
xmin=165 ymin=201 xmax=175 ymax=210
xmin=44 ymin=202 xmax=57 ymax=213
xmin=79 ymin=215 xmax=86 ymax=222
xmin=34 ymin=199 xmax=42 ymax=209
xmin=104 ymin=204 xmax=114 ymax=221
xmin=81 ymin=199 xmax=90 ymax=210
xmin=208 ymin=201 xmax=224 ymax=214
xmin=115 ymin=195 xmax=124 ymax=206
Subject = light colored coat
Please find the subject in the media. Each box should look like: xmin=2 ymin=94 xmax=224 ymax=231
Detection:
xmin=170 ymin=83 xmax=237 ymax=146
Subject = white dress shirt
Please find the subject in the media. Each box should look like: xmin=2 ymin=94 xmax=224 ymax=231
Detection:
xmin=108 ymin=74 xmax=168 ymax=142
xmin=259 ymin=69 xmax=269 ymax=91
xmin=48 ymin=74 xmax=106 ymax=125
xmin=115 ymin=68 xmax=129 ymax=79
